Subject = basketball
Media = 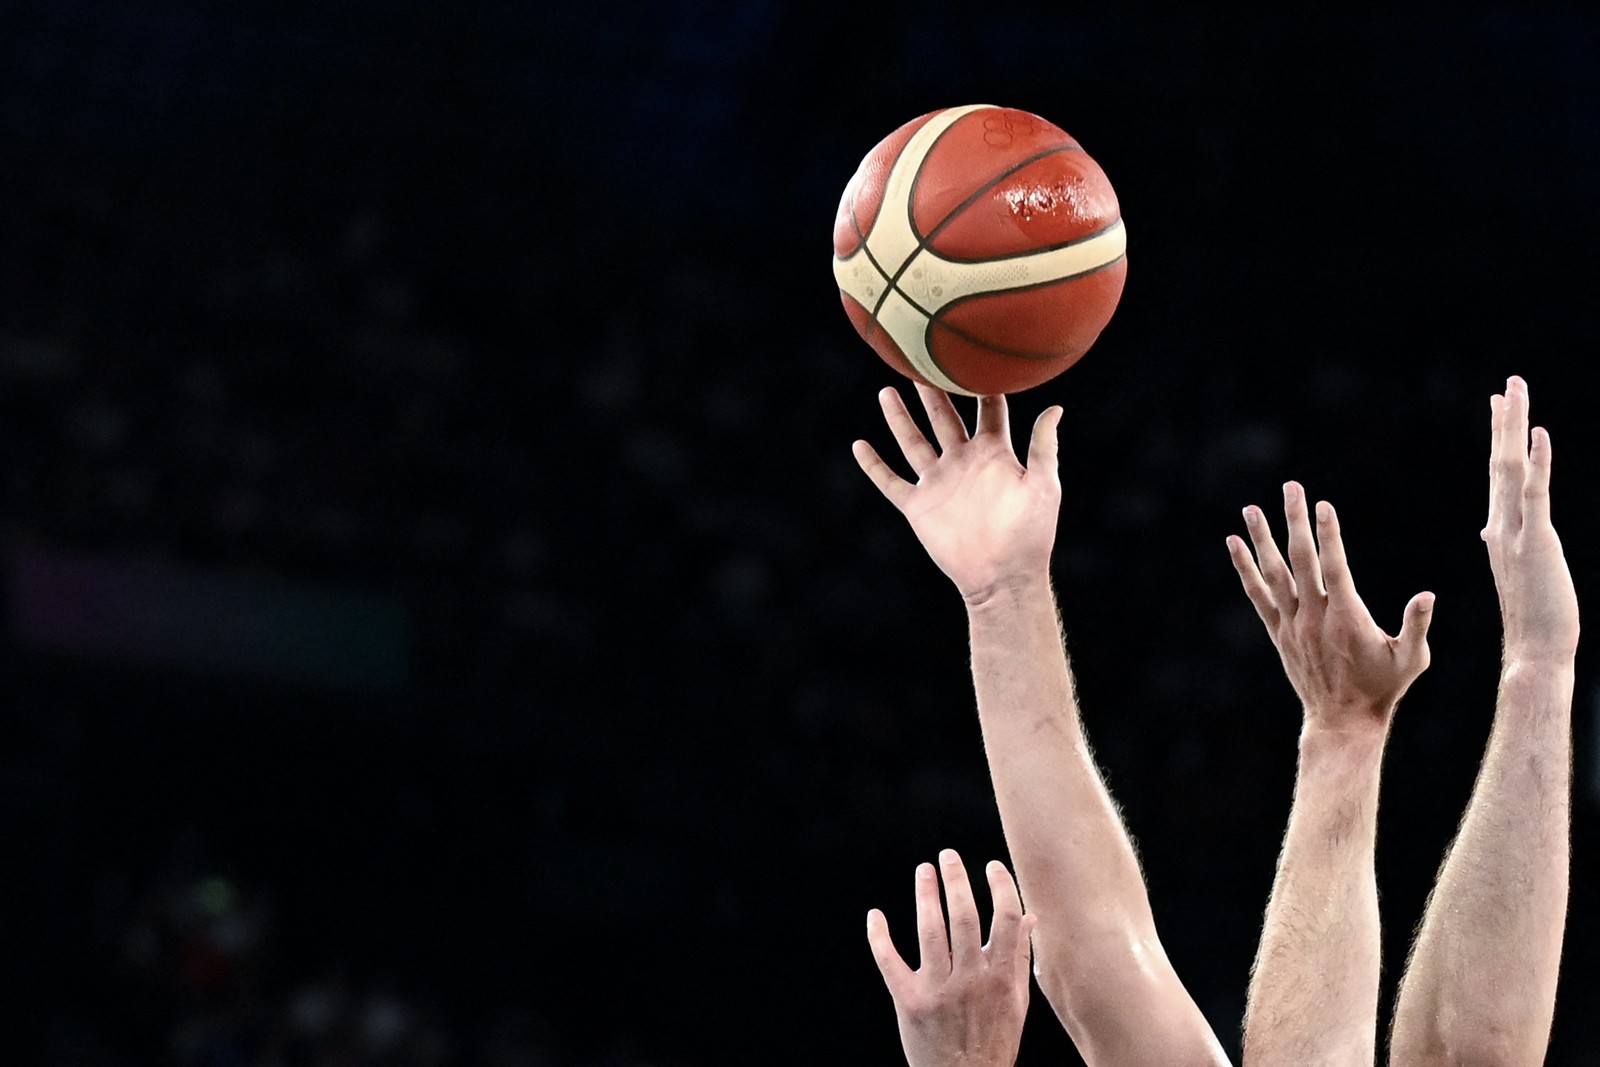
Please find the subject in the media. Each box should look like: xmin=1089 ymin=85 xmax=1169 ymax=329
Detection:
xmin=832 ymin=104 xmax=1127 ymax=396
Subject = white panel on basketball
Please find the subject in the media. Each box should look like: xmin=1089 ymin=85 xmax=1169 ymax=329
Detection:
xmin=873 ymin=290 xmax=965 ymax=394
xmin=862 ymin=104 xmax=992 ymax=279
xmin=903 ymin=219 xmax=1127 ymax=311
xmin=833 ymin=254 xmax=888 ymax=310
xmin=832 ymin=104 xmax=993 ymax=392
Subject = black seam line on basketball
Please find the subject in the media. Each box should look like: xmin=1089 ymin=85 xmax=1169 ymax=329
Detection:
xmin=848 ymin=211 xmax=895 ymax=341
xmin=876 ymin=141 xmax=1083 ymax=322
xmin=883 ymin=244 xmax=1124 ymax=325
xmin=932 ymin=216 xmax=1125 ymax=265
xmin=879 ymin=218 xmax=1123 ymax=320
xmin=925 ymin=254 xmax=1127 ymax=361
xmin=919 ymin=312 xmax=970 ymax=394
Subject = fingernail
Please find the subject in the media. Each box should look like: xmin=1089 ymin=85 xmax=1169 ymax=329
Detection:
xmin=1242 ymin=507 xmax=1257 ymax=525
xmin=918 ymin=863 xmax=935 ymax=879
xmin=939 ymin=848 xmax=959 ymax=865
xmin=1316 ymin=501 xmax=1331 ymax=522
xmin=1283 ymin=482 xmax=1299 ymax=503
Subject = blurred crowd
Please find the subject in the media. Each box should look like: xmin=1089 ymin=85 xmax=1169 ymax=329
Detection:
xmin=50 ymin=830 xmax=677 ymax=1067
xmin=4 ymin=3 xmax=1600 ymax=1064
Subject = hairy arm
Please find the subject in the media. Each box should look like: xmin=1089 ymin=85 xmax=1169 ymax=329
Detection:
xmin=1229 ymin=485 xmax=1433 ymax=1067
xmin=854 ymin=384 xmax=1230 ymax=1067
xmin=1389 ymin=376 xmax=1577 ymax=1067
xmin=1246 ymin=729 xmax=1386 ymax=1067
xmin=964 ymin=579 xmax=1228 ymax=1067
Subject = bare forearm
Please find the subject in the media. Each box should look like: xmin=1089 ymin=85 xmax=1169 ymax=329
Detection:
xmin=1244 ymin=726 xmax=1385 ymax=1067
xmin=967 ymin=578 xmax=1222 ymax=1063
xmin=967 ymin=579 xmax=1152 ymax=934
xmin=1390 ymin=658 xmax=1574 ymax=1064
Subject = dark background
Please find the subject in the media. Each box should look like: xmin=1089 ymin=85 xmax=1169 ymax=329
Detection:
xmin=2 ymin=3 xmax=1598 ymax=1065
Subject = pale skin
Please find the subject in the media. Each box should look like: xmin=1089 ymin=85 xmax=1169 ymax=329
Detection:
xmin=1228 ymin=482 xmax=1434 ymax=1067
xmin=1388 ymin=375 xmax=1578 ymax=1066
xmin=855 ymin=384 xmax=1232 ymax=1067
xmin=866 ymin=850 xmax=1037 ymax=1067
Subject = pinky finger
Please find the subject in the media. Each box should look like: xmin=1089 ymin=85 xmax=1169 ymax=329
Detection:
xmin=866 ymin=908 xmax=915 ymax=994
xmin=853 ymin=440 xmax=913 ymax=511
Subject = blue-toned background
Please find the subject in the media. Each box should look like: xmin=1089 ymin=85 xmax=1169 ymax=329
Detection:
xmin=3 ymin=4 xmax=1598 ymax=1064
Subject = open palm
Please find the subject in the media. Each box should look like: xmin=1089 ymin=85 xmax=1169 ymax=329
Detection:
xmin=853 ymin=384 xmax=1064 ymax=604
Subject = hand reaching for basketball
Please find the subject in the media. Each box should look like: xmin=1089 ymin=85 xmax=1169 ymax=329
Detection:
xmin=867 ymin=850 xmax=1036 ymax=1067
xmin=853 ymin=384 xmax=1063 ymax=605
xmin=1483 ymin=376 xmax=1579 ymax=662
xmin=1228 ymin=482 xmax=1434 ymax=732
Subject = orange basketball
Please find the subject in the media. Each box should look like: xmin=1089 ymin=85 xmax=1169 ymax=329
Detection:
xmin=832 ymin=104 xmax=1127 ymax=396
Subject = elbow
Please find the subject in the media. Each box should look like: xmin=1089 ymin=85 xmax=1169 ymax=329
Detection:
xmin=1397 ymin=1025 xmax=1545 ymax=1067
xmin=1031 ymin=927 xmax=1172 ymax=1029
xmin=1448 ymin=1032 xmax=1546 ymax=1067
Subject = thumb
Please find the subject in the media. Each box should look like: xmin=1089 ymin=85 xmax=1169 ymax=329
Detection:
xmin=1026 ymin=406 xmax=1064 ymax=476
xmin=1395 ymin=591 xmax=1436 ymax=669
xmin=1017 ymin=913 xmax=1039 ymax=981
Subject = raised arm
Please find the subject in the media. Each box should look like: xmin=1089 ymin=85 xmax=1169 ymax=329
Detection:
xmin=854 ymin=384 xmax=1230 ymax=1067
xmin=866 ymin=850 xmax=1036 ymax=1067
xmin=1228 ymin=483 xmax=1433 ymax=1067
xmin=1388 ymin=375 xmax=1578 ymax=1066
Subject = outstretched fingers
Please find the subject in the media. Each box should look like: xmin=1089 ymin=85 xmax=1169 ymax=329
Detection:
xmin=1314 ymin=500 xmax=1355 ymax=597
xmin=1228 ymin=534 xmax=1279 ymax=629
xmin=1526 ymin=425 xmax=1553 ymax=527
xmin=878 ymin=387 xmax=940 ymax=476
xmin=982 ymin=860 xmax=1029 ymax=977
xmin=975 ymin=393 xmax=1010 ymax=441
xmin=866 ymin=907 xmax=915 ymax=993
xmin=1282 ymin=481 xmax=1325 ymax=601
xmin=1243 ymin=505 xmax=1298 ymax=608
xmin=1026 ymin=405 xmax=1064 ymax=478
xmin=914 ymin=382 xmax=971 ymax=453
xmin=914 ymin=861 xmax=950 ymax=976
xmin=1393 ymin=591 xmax=1436 ymax=673
xmin=852 ymin=440 xmax=913 ymax=511
xmin=1492 ymin=378 xmax=1530 ymax=533
xmin=939 ymin=849 xmax=984 ymax=969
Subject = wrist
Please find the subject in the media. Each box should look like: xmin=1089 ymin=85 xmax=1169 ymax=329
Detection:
xmin=1500 ymin=657 xmax=1577 ymax=694
xmin=1298 ymin=718 xmax=1390 ymax=761
xmin=1299 ymin=698 xmax=1397 ymax=738
xmin=961 ymin=570 xmax=1054 ymax=611
xmin=1502 ymin=646 xmax=1578 ymax=675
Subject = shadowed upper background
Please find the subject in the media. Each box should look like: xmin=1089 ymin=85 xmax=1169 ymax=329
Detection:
xmin=2 ymin=3 xmax=1598 ymax=1064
